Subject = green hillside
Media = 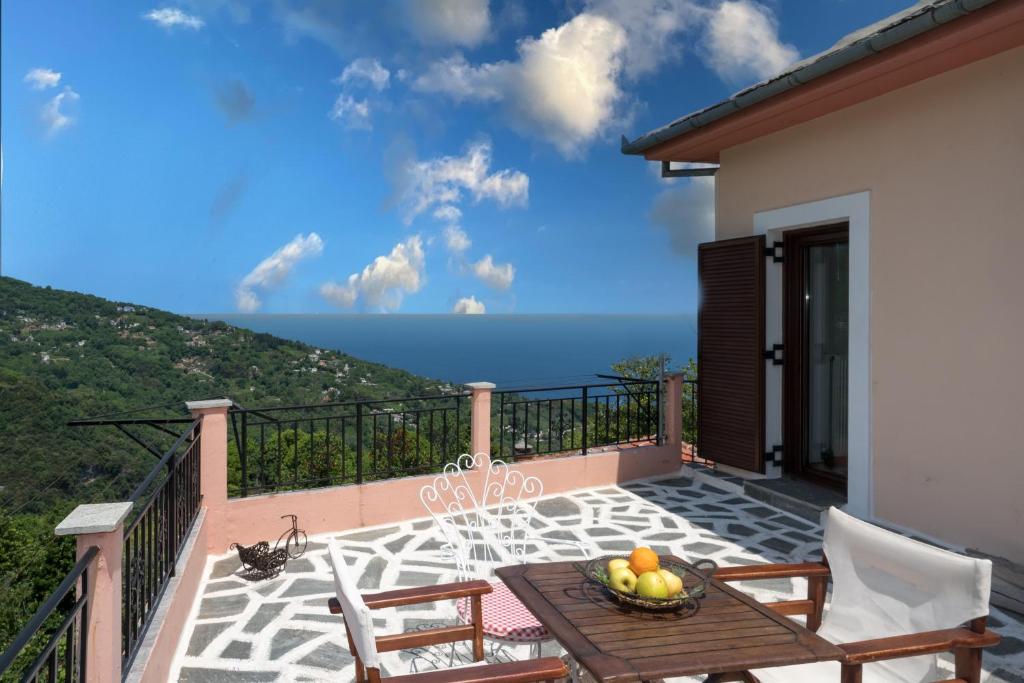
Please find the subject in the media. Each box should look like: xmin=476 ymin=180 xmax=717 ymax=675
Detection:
xmin=0 ymin=276 xmax=450 ymax=514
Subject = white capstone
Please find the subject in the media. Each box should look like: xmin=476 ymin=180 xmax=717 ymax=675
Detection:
xmin=464 ymin=382 xmax=496 ymax=390
xmin=185 ymin=398 xmax=233 ymax=411
xmin=55 ymin=502 xmax=133 ymax=536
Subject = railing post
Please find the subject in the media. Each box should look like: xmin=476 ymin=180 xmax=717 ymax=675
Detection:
xmin=239 ymin=411 xmax=248 ymax=498
xmin=356 ymin=402 xmax=364 ymax=484
xmin=664 ymin=373 xmax=684 ymax=456
xmin=55 ymin=502 xmax=133 ymax=683
xmin=186 ymin=398 xmax=232 ymax=552
xmin=465 ymin=382 xmax=495 ymax=467
xmin=581 ymin=385 xmax=589 ymax=455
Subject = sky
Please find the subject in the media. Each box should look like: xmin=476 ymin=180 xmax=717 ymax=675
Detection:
xmin=2 ymin=0 xmax=907 ymax=315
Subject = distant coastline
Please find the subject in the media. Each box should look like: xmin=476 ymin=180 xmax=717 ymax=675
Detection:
xmin=197 ymin=313 xmax=698 ymax=387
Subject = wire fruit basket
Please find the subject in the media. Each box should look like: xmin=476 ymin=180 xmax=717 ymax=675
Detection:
xmin=580 ymin=555 xmax=717 ymax=613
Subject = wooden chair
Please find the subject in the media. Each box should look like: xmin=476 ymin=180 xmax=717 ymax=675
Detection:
xmin=711 ymin=507 xmax=1000 ymax=683
xmin=327 ymin=542 xmax=568 ymax=683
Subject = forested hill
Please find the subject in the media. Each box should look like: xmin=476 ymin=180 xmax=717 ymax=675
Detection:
xmin=0 ymin=276 xmax=450 ymax=514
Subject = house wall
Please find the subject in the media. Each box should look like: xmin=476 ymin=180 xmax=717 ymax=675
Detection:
xmin=713 ymin=45 xmax=1024 ymax=563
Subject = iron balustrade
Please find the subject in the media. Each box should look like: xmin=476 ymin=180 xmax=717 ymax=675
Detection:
xmin=492 ymin=381 xmax=660 ymax=459
xmin=0 ymin=546 xmax=97 ymax=683
xmin=681 ymin=378 xmax=704 ymax=464
xmin=121 ymin=421 xmax=202 ymax=675
xmin=229 ymin=394 xmax=471 ymax=497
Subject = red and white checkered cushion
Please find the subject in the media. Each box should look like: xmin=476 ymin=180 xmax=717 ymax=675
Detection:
xmin=457 ymin=581 xmax=550 ymax=643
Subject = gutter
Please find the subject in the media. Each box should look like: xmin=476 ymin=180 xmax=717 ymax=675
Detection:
xmin=621 ymin=0 xmax=1001 ymax=157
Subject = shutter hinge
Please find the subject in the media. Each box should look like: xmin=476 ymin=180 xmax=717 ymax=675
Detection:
xmin=764 ymin=344 xmax=784 ymax=365
xmin=764 ymin=241 xmax=784 ymax=263
xmin=765 ymin=444 xmax=783 ymax=466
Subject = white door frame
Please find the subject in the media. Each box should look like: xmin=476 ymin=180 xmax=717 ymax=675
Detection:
xmin=753 ymin=191 xmax=872 ymax=518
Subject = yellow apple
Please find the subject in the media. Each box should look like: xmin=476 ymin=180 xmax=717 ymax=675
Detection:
xmin=608 ymin=567 xmax=638 ymax=593
xmin=607 ymin=558 xmax=630 ymax=573
xmin=658 ymin=569 xmax=684 ymax=597
xmin=635 ymin=571 xmax=669 ymax=598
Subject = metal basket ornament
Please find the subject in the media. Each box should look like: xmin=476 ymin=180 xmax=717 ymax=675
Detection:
xmin=580 ymin=555 xmax=717 ymax=613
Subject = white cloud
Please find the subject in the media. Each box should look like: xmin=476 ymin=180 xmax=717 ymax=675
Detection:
xmin=144 ymin=7 xmax=206 ymax=30
xmin=404 ymin=0 xmax=490 ymax=47
xmin=235 ymin=233 xmax=324 ymax=311
xmin=412 ymin=54 xmax=506 ymax=101
xmin=337 ymin=58 xmax=390 ymax=91
xmin=414 ymin=13 xmax=628 ymax=157
xmin=472 ymin=254 xmax=515 ymax=290
xmin=453 ymin=295 xmax=486 ymax=314
xmin=649 ymin=178 xmax=715 ymax=258
xmin=433 ymin=205 xmax=462 ymax=224
xmin=703 ymin=0 xmax=798 ymax=83
xmin=41 ymin=87 xmax=79 ymax=137
xmin=400 ymin=140 xmax=528 ymax=223
xmin=24 ymin=68 xmax=61 ymax=90
xmin=319 ymin=280 xmax=358 ymax=308
xmin=585 ymin=0 xmax=702 ymax=79
xmin=320 ymin=235 xmax=426 ymax=311
xmin=442 ymin=225 xmax=471 ymax=254
xmin=328 ymin=94 xmax=372 ymax=130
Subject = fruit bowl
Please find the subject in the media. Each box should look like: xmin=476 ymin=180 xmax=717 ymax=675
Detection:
xmin=580 ymin=555 xmax=717 ymax=613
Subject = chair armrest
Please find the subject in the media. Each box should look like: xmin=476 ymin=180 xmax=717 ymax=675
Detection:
xmin=386 ymin=657 xmax=568 ymax=683
xmin=839 ymin=627 xmax=1001 ymax=665
xmin=365 ymin=580 xmax=492 ymax=610
xmin=328 ymin=580 xmax=492 ymax=613
xmin=714 ymin=562 xmax=831 ymax=581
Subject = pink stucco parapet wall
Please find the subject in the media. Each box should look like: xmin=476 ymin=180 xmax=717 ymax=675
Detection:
xmin=205 ymin=442 xmax=682 ymax=553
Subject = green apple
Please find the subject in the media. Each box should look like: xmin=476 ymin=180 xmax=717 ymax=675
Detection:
xmin=607 ymin=558 xmax=630 ymax=573
xmin=658 ymin=569 xmax=684 ymax=597
xmin=635 ymin=571 xmax=669 ymax=598
xmin=608 ymin=567 xmax=638 ymax=593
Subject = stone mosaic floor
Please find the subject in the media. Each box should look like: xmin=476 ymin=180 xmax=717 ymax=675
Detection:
xmin=172 ymin=474 xmax=1024 ymax=682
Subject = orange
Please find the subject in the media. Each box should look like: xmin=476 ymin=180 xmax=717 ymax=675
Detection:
xmin=628 ymin=546 xmax=659 ymax=575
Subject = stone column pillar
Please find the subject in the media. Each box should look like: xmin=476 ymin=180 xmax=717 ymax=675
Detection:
xmin=56 ymin=502 xmax=133 ymax=683
xmin=186 ymin=398 xmax=232 ymax=552
xmin=465 ymin=382 xmax=495 ymax=468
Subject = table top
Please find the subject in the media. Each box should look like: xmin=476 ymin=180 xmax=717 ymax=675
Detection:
xmin=496 ymin=559 xmax=844 ymax=682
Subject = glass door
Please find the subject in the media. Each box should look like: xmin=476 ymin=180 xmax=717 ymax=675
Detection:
xmin=784 ymin=225 xmax=849 ymax=487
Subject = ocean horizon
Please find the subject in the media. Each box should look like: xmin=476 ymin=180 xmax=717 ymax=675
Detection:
xmin=197 ymin=314 xmax=698 ymax=388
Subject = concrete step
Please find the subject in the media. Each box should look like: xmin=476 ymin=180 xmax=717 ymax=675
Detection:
xmin=743 ymin=477 xmax=847 ymax=525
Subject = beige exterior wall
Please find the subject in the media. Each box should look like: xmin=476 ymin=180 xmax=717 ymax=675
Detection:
xmin=714 ymin=46 xmax=1024 ymax=563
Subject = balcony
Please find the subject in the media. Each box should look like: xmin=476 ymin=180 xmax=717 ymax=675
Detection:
xmin=3 ymin=377 xmax=1022 ymax=682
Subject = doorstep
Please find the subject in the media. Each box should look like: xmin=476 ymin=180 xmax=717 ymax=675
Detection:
xmin=743 ymin=477 xmax=847 ymax=525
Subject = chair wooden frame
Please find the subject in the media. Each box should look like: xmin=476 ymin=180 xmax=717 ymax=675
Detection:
xmin=328 ymin=580 xmax=568 ymax=683
xmin=708 ymin=561 xmax=1001 ymax=683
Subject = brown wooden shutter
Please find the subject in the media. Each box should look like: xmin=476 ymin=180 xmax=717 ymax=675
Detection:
xmin=698 ymin=235 xmax=765 ymax=473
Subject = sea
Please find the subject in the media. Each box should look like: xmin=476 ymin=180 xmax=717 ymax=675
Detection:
xmin=201 ymin=314 xmax=697 ymax=389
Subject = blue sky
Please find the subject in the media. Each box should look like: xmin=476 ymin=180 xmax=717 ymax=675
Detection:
xmin=2 ymin=0 xmax=904 ymax=314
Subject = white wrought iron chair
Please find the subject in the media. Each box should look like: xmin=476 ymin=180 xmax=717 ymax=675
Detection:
xmin=326 ymin=542 xmax=567 ymax=683
xmin=419 ymin=453 xmax=589 ymax=659
xmin=714 ymin=507 xmax=1000 ymax=683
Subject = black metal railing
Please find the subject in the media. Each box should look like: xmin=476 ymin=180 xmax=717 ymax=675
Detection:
xmin=0 ymin=546 xmax=97 ymax=682
xmin=492 ymin=380 xmax=660 ymax=459
xmin=229 ymin=393 xmax=470 ymax=497
xmin=121 ymin=420 xmax=202 ymax=674
xmin=682 ymin=378 xmax=700 ymax=461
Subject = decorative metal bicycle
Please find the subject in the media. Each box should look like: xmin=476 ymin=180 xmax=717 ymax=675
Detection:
xmin=231 ymin=514 xmax=307 ymax=580
xmin=276 ymin=514 xmax=308 ymax=559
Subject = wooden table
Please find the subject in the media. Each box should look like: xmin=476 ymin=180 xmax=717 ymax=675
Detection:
xmin=496 ymin=559 xmax=844 ymax=682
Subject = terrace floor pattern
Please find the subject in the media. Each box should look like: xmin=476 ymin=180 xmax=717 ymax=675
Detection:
xmin=172 ymin=476 xmax=1024 ymax=683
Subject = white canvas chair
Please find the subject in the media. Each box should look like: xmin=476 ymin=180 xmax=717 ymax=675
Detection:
xmin=712 ymin=507 xmax=1000 ymax=683
xmin=327 ymin=542 xmax=567 ymax=683
xmin=419 ymin=453 xmax=588 ymax=657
